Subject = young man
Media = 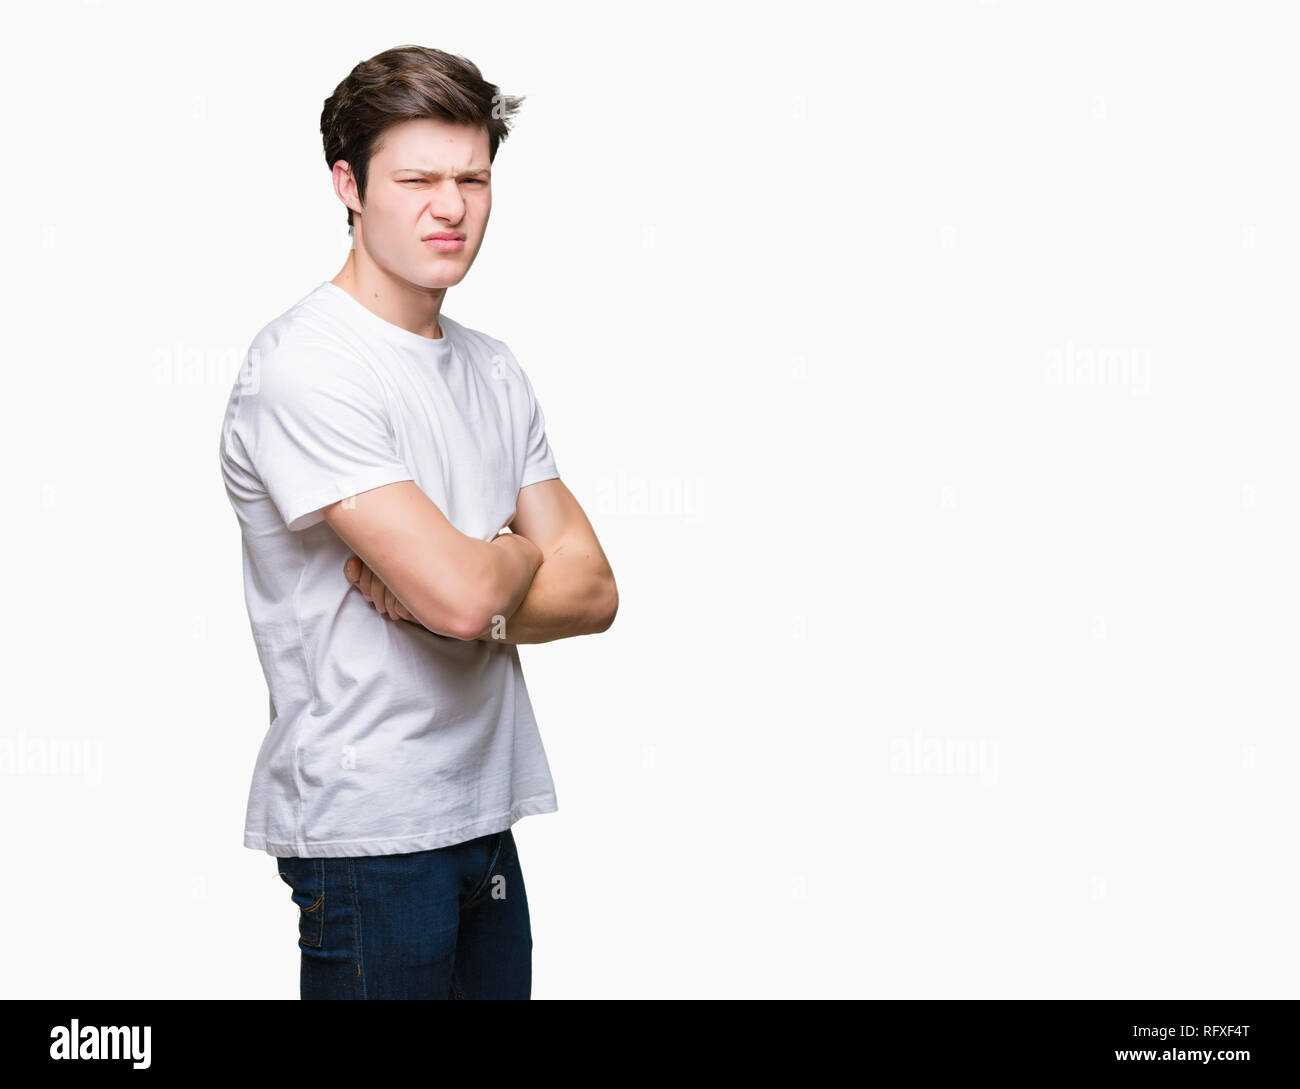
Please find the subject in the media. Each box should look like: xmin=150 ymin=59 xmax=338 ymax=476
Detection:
xmin=217 ymin=45 xmax=617 ymax=1000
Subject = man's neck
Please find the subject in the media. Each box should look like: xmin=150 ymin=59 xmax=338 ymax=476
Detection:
xmin=331 ymin=251 xmax=447 ymax=341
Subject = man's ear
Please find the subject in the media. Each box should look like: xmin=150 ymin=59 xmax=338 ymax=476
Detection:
xmin=333 ymin=160 xmax=361 ymax=219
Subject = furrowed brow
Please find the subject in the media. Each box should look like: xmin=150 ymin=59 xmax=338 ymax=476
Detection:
xmin=394 ymin=167 xmax=491 ymax=179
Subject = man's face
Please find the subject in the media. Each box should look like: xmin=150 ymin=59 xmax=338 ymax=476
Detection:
xmin=346 ymin=117 xmax=492 ymax=289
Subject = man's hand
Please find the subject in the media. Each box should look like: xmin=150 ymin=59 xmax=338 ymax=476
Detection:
xmin=343 ymin=554 xmax=419 ymax=623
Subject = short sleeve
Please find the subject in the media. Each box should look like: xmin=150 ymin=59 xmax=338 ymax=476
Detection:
xmin=230 ymin=341 xmax=414 ymax=532
xmin=518 ymin=364 xmax=560 ymax=489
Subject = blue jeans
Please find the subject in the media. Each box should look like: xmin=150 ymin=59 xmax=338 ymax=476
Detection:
xmin=274 ymin=828 xmax=532 ymax=999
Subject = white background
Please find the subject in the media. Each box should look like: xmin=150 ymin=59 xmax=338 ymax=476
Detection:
xmin=1 ymin=0 xmax=1296 ymax=999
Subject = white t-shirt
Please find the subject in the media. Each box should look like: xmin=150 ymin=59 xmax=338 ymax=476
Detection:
xmin=218 ymin=280 xmax=560 ymax=858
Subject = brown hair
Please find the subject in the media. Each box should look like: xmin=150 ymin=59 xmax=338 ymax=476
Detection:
xmin=320 ymin=45 xmax=524 ymax=234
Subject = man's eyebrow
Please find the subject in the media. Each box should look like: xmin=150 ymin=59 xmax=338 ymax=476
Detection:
xmin=392 ymin=167 xmax=491 ymax=178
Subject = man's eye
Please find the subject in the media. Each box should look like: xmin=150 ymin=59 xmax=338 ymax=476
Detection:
xmin=462 ymin=179 xmax=486 ymax=185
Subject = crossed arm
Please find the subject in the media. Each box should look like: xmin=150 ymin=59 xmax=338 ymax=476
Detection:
xmin=323 ymin=477 xmax=617 ymax=645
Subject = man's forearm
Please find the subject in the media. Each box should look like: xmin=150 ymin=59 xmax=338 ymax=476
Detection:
xmin=473 ymin=543 xmax=615 ymax=645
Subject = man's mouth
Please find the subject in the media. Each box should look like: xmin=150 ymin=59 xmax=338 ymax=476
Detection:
xmin=423 ymin=232 xmax=466 ymax=252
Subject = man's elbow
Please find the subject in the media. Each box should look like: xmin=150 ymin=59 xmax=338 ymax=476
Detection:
xmin=446 ymin=589 xmax=500 ymax=641
xmin=449 ymin=612 xmax=492 ymax=642
xmin=408 ymin=600 xmax=484 ymax=641
xmin=407 ymin=573 xmax=496 ymax=641
xmin=592 ymin=578 xmax=618 ymax=633
xmin=443 ymin=543 xmax=514 ymax=640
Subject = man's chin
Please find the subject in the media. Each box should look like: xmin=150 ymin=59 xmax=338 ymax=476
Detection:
xmin=396 ymin=271 xmax=467 ymax=292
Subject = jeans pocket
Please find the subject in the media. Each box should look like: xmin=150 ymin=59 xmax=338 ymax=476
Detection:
xmin=463 ymin=832 xmax=507 ymax=908
xmin=276 ymin=856 xmax=325 ymax=949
